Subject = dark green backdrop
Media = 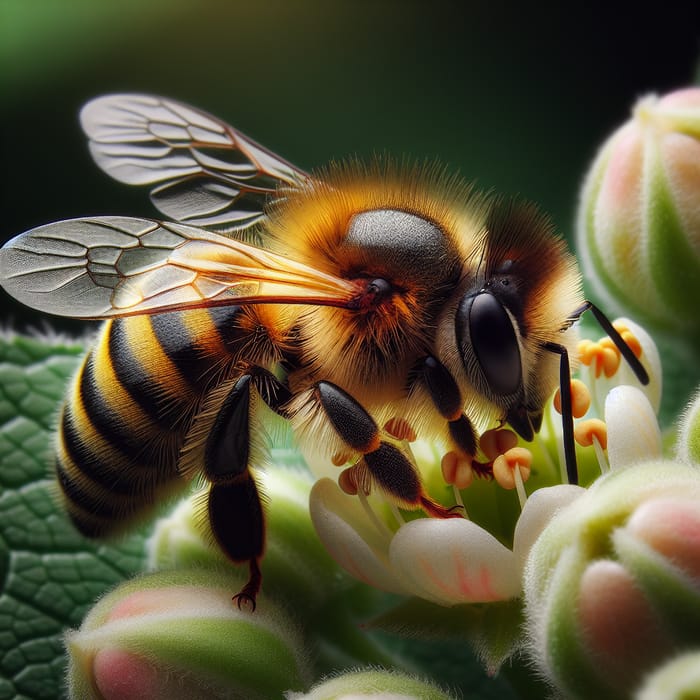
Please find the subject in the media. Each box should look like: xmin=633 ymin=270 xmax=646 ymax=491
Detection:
xmin=2 ymin=0 xmax=699 ymax=330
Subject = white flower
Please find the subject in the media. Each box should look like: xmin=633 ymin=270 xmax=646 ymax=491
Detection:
xmin=310 ymin=476 xmax=583 ymax=606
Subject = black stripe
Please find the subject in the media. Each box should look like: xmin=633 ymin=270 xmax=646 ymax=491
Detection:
xmin=80 ymin=349 xmax=162 ymax=463
xmin=150 ymin=310 xmax=218 ymax=385
xmin=109 ymin=319 xmax=167 ymax=422
xmin=208 ymin=306 xmax=246 ymax=352
xmin=55 ymin=455 xmax=128 ymax=519
xmin=60 ymin=406 xmax=136 ymax=493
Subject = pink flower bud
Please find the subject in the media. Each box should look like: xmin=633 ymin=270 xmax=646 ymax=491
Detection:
xmin=577 ymin=88 xmax=700 ymax=331
xmin=66 ymin=570 xmax=310 ymax=699
xmin=524 ymin=461 xmax=700 ymax=698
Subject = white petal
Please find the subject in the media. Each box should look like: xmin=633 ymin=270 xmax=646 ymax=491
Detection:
xmin=389 ymin=518 xmax=520 ymax=605
xmin=605 ymin=385 xmax=662 ymax=468
xmin=512 ymin=484 xmax=586 ymax=569
xmin=308 ymin=479 xmax=408 ymax=595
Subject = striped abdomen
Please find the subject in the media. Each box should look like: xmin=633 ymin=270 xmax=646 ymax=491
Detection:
xmin=55 ymin=305 xmax=273 ymax=537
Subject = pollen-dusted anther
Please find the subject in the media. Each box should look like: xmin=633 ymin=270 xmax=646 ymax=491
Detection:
xmin=480 ymin=427 xmax=518 ymax=462
xmin=493 ymin=447 xmax=532 ymax=491
xmin=440 ymin=450 xmax=474 ymax=489
xmin=383 ymin=417 xmax=417 ymax=442
xmin=574 ymin=418 xmax=608 ymax=450
xmin=553 ymin=379 xmax=591 ymax=419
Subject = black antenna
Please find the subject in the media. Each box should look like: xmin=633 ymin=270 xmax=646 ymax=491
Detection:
xmin=568 ymin=301 xmax=649 ymax=385
xmin=542 ymin=341 xmax=577 ymax=484
xmin=544 ymin=301 xmax=650 ymax=485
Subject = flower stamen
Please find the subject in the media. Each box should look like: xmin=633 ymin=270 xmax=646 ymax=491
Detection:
xmin=574 ymin=418 xmax=610 ymax=473
xmin=441 ymin=451 xmax=474 ymax=489
xmin=480 ymin=428 xmax=518 ymax=461
xmin=338 ymin=462 xmax=371 ymax=496
xmin=356 ymin=487 xmax=393 ymax=539
xmin=493 ymin=447 xmax=532 ymax=509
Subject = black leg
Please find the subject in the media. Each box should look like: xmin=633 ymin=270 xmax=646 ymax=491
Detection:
xmin=198 ymin=367 xmax=290 ymax=610
xmin=315 ymin=380 xmax=459 ymax=518
xmin=207 ymin=476 xmax=265 ymax=610
xmin=413 ymin=355 xmax=478 ymax=458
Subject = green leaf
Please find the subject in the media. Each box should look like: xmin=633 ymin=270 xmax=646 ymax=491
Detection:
xmin=0 ymin=332 xmax=146 ymax=700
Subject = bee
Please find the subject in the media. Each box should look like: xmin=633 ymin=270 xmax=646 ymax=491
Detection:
xmin=0 ymin=94 xmax=647 ymax=609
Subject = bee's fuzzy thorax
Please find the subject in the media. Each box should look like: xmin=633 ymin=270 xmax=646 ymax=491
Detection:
xmin=265 ymin=156 xmax=490 ymax=267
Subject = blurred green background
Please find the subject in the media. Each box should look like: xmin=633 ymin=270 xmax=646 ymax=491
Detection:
xmin=1 ymin=0 xmax=699 ymax=330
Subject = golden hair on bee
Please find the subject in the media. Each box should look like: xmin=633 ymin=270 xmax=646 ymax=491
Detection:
xmin=264 ymin=157 xmax=492 ymax=393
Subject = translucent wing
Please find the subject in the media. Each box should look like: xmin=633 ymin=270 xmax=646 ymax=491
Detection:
xmin=0 ymin=217 xmax=356 ymax=319
xmin=80 ymin=94 xmax=309 ymax=234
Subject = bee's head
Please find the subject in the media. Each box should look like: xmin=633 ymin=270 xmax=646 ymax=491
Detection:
xmin=446 ymin=200 xmax=583 ymax=440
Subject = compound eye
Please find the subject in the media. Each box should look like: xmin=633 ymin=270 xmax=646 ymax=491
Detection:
xmin=461 ymin=292 xmax=522 ymax=396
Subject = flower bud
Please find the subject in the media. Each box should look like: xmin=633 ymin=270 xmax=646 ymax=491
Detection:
xmin=284 ymin=668 xmax=456 ymax=700
xmin=677 ymin=385 xmax=700 ymax=466
xmin=66 ymin=570 xmax=311 ymax=700
xmin=635 ymin=651 xmax=700 ymax=699
xmin=577 ymin=88 xmax=700 ymax=330
xmin=523 ymin=461 xmax=700 ymax=699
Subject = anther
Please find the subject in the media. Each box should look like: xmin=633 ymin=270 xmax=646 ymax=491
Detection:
xmin=441 ymin=451 xmax=474 ymax=489
xmin=553 ymin=379 xmax=591 ymax=419
xmin=574 ymin=419 xmax=609 ymax=473
xmin=574 ymin=418 xmax=608 ymax=449
xmin=480 ymin=428 xmax=518 ymax=461
xmin=332 ymin=451 xmax=352 ymax=466
xmin=577 ymin=338 xmax=621 ymax=378
xmin=492 ymin=447 xmax=532 ymax=491
xmin=339 ymin=463 xmax=371 ymax=496
xmin=620 ymin=330 xmax=642 ymax=358
xmin=339 ymin=467 xmax=358 ymax=495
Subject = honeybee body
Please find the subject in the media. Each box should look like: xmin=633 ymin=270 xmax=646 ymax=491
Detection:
xmin=56 ymin=306 xmax=260 ymax=536
xmin=0 ymin=95 xmax=647 ymax=608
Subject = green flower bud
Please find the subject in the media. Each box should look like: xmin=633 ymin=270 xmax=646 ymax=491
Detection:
xmin=577 ymin=88 xmax=700 ymax=331
xmin=635 ymin=651 xmax=700 ymax=699
xmin=284 ymin=669 xmax=456 ymax=700
xmin=523 ymin=461 xmax=700 ymax=699
xmin=66 ymin=570 xmax=311 ymax=700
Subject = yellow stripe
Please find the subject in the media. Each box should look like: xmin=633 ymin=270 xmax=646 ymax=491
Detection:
xmin=91 ymin=321 xmax=155 ymax=426
xmin=184 ymin=309 xmax=229 ymax=357
xmin=129 ymin=315 xmax=198 ymax=404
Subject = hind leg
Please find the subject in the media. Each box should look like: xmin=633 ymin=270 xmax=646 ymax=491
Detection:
xmin=198 ymin=369 xmax=289 ymax=610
